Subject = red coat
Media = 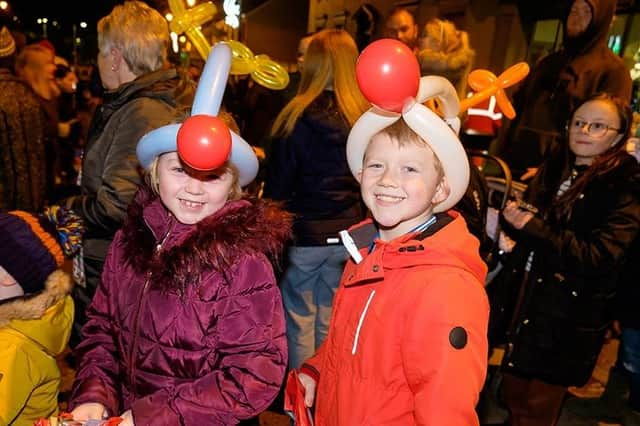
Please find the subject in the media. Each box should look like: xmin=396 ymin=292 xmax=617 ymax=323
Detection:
xmin=70 ymin=189 xmax=292 ymax=425
xmin=301 ymin=212 xmax=489 ymax=425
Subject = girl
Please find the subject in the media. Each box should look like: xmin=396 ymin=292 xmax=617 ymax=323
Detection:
xmin=263 ymin=29 xmax=369 ymax=369
xmin=493 ymin=93 xmax=640 ymax=425
xmin=69 ymin=105 xmax=292 ymax=424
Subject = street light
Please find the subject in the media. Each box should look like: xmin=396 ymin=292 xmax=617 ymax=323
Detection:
xmin=186 ymin=0 xmax=196 ymax=6
xmin=0 ymin=1 xmax=8 ymax=10
xmin=79 ymin=21 xmax=87 ymax=29
xmin=165 ymin=13 xmax=173 ymax=22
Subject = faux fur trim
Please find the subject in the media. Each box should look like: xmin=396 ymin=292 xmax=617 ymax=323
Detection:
xmin=0 ymin=270 xmax=73 ymax=326
xmin=121 ymin=187 xmax=293 ymax=291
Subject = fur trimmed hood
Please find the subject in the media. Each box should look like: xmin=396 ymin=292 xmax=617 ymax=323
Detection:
xmin=0 ymin=270 xmax=72 ymax=326
xmin=121 ymin=187 xmax=293 ymax=291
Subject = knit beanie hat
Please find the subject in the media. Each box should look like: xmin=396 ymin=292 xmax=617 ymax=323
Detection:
xmin=0 ymin=211 xmax=64 ymax=295
xmin=0 ymin=27 xmax=16 ymax=58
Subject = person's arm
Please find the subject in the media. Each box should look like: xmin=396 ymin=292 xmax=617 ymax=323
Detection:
xmin=130 ymin=254 xmax=287 ymax=425
xmin=599 ymin=64 xmax=632 ymax=104
xmin=518 ymin=188 xmax=640 ymax=276
xmin=69 ymin=238 xmax=123 ymax=416
xmin=0 ymin=345 xmax=41 ymax=425
xmin=66 ymin=100 xmax=173 ymax=233
xmin=402 ymin=272 xmax=489 ymax=426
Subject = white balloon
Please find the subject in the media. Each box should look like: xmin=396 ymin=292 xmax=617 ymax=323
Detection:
xmin=346 ymin=107 xmax=400 ymax=177
xmin=402 ymin=102 xmax=469 ymax=212
xmin=415 ymin=76 xmax=461 ymax=134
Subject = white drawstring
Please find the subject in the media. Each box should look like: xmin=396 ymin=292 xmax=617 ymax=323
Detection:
xmin=352 ymin=290 xmax=376 ymax=355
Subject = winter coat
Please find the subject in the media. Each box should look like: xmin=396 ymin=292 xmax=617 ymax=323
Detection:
xmin=301 ymin=212 xmax=489 ymax=425
xmin=0 ymin=271 xmax=74 ymax=426
xmin=500 ymin=0 xmax=632 ymax=176
xmin=264 ymin=90 xmax=366 ymax=246
xmin=492 ymin=152 xmax=640 ymax=387
xmin=0 ymin=68 xmax=47 ymax=211
xmin=615 ymin=235 xmax=640 ymax=329
xmin=65 ymin=68 xmax=193 ymax=269
xmin=70 ymin=189 xmax=292 ymax=425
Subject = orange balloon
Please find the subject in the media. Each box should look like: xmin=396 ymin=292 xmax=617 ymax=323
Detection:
xmin=459 ymin=62 xmax=530 ymax=119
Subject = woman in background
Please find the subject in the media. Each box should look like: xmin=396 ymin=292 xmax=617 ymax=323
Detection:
xmin=264 ymin=29 xmax=369 ymax=369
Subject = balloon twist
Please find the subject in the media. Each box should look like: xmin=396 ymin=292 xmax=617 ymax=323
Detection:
xmin=228 ymin=40 xmax=289 ymax=90
xmin=459 ymin=62 xmax=530 ymax=119
xmin=168 ymin=0 xmax=217 ymax=61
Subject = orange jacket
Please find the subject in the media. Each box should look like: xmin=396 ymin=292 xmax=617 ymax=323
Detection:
xmin=301 ymin=212 xmax=489 ymax=425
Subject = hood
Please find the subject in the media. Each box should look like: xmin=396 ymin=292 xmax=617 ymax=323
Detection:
xmin=121 ymin=186 xmax=293 ymax=291
xmin=344 ymin=211 xmax=487 ymax=286
xmin=562 ymin=0 xmax=616 ymax=55
xmin=0 ymin=270 xmax=74 ymax=355
xmin=299 ymin=90 xmax=350 ymax=141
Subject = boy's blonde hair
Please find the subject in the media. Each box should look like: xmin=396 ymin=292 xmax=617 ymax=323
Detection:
xmin=374 ymin=118 xmax=445 ymax=180
xmin=271 ymin=29 xmax=369 ymax=137
xmin=98 ymin=1 xmax=169 ymax=76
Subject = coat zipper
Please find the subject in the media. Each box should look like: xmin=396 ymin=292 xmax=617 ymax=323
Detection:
xmin=128 ymin=224 xmax=173 ymax=394
xmin=352 ymin=289 xmax=376 ymax=355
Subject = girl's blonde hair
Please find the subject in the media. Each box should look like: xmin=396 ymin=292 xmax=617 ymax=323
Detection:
xmin=98 ymin=1 xmax=169 ymax=76
xmin=271 ymin=29 xmax=369 ymax=137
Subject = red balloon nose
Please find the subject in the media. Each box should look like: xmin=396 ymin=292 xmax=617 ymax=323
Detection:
xmin=177 ymin=115 xmax=232 ymax=171
xmin=356 ymin=39 xmax=420 ymax=113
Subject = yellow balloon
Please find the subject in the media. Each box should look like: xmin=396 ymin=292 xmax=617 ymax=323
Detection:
xmin=227 ymin=40 xmax=290 ymax=90
xmin=168 ymin=0 xmax=217 ymax=60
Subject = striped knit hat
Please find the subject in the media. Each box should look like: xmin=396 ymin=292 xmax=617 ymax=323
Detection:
xmin=0 ymin=211 xmax=64 ymax=295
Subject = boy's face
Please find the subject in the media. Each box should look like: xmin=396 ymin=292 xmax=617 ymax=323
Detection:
xmin=157 ymin=152 xmax=235 ymax=225
xmin=0 ymin=266 xmax=24 ymax=300
xmin=358 ymin=133 xmax=449 ymax=241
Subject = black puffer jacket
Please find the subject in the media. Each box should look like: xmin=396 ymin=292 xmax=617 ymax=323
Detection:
xmin=66 ymin=69 xmax=193 ymax=266
xmin=491 ymin=151 xmax=640 ymax=387
xmin=500 ymin=0 xmax=632 ymax=177
xmin=264 ymin=91 xmax=365 ymax=246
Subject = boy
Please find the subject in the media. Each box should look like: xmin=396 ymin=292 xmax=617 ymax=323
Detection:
xmin=0 ymin=211 xmax=75 ymax=426
xmin=294 ymin=86 xmax=489 ymax=425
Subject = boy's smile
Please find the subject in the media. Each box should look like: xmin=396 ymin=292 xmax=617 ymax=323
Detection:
xmin=358 ymin=133 xmax=449 ymax=241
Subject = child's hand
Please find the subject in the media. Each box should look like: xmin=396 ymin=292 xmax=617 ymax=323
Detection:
xmin=119 ymin=410 xmax=135 ymax=426
xmin=298 ymin=372 xmax=317 ymax=407
xmin=71 ymin=402 xmax=107 ymax=421
xmin=502 ymin=201 xmax=534 ymax=230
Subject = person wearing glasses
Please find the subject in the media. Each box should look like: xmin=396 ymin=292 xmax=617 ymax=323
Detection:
xmin=497 ymin=0 xmax=631 ymax=181
xmin=488 ymin=93 xmax=640 ymax=425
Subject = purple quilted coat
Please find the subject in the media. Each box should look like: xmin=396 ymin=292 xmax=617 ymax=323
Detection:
xmin=70 ymin=189 xmax=292 ymax=425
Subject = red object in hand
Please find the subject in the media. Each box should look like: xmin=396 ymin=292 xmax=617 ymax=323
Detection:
xmin=355 ymin=38 xmax=420 ymax=113
xmin=284 ymin=370 xmax=314 ymax=426
xmin=177 ymin=115 xmax=232 ymax=171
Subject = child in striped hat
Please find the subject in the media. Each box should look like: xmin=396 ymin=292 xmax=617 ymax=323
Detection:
xmin=0 ymin=210 xmax=78 ymax=426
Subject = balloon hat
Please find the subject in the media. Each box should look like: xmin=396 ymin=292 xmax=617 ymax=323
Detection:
xmin=136 ymin=42 xmax=258 ymax=187
xmin=347 ymin=38 xmax=468 ymax=212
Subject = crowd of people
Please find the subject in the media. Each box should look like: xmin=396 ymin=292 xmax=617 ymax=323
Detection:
xmin=0 ymin=0 xmax=639 ymax=425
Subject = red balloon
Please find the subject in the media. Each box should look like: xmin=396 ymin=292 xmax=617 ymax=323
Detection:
xmin=177 ymin=115 xmax=232 ymax=171
xmin=356 ymin=39 xmax=420 ymax=113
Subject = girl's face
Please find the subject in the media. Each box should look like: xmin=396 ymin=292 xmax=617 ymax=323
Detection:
xmin=0 ymin=266 xmax=24 ymax=300
xmin=156 ymin=152 xmax=235 ymax=225
xmin=568 ymin=99 xmax=623 ymax=166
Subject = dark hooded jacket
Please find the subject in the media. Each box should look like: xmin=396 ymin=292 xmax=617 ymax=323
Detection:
xmin=65 ymin=68 xmax=193 ymax=267
xmin=264 ymin=91 xmax=366 ymax=246
xmin=490 ymin=149 xmax=640 ymax=387
xmin=70 ymin=188 xmax=292 ymax=425
xmin=500 ymin=0 xmax=631 ymax=177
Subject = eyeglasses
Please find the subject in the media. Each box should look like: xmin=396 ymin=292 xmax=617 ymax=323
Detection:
xmin=567 ymin=119 xmax=621 ymax=137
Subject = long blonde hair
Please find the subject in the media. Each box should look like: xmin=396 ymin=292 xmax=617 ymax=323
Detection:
xmin=271 ymin=29 xmax=369 ymax=137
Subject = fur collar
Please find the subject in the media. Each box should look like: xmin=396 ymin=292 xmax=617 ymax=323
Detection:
xmin=0 ymin=270 xmax=72 ymax=327
xmin=121 ymin=187 xmax=293 ymax=291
